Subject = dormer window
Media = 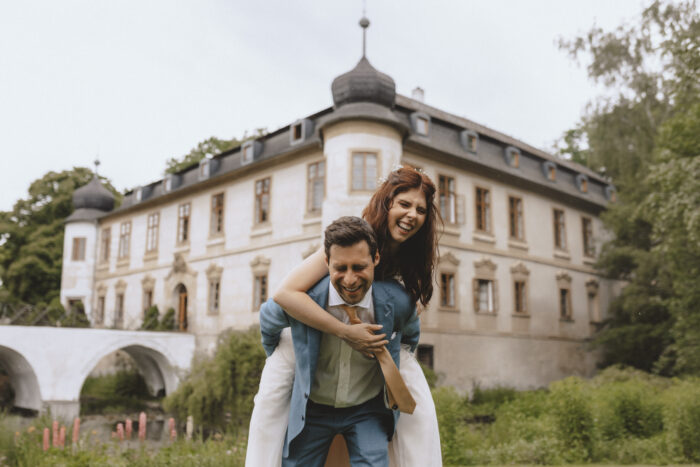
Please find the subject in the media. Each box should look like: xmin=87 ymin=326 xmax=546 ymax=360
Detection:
xmin=416 ymin=117 xmax=429 ymax=135
xmin=410 ymin=112 xmax=431 ymax=137
xmin=576 ymin=174 xmax=589 ymax=193
xmin=504 ymin=146 xmax=521 ymax=168
xmin=135 ymin=187 xmax=143 ymax=202
xmin=164 ymin=174 xmax=173 ymax=192
xmin=605 ymin=185 xmax=617 ymax=202
xmin=289 ymin=118 xmax=313 ymax=145
xmin=542 ymin=161 xmax=557 ymax=182
xmin=460 ymin=130 xmax=479 ymax=154
xmin=199 ymin=158 xmax=210 ymax=180
xmin=292 ymin=122 xmax=303 ymax=142
xmin=242 ymin=143 xmax=254 ymax=164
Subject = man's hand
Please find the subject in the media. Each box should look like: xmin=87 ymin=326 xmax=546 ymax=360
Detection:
xmin=339 ymin=323 xmax=388 ymax=358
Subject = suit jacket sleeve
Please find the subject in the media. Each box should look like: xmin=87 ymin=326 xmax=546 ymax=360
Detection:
xmin=259 ymin=298 xmax=291 ymax=357
xmin=401 ymin=304 xmax=420 ymax=353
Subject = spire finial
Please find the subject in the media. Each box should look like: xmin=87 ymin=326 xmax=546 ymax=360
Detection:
xmin=359 ymin=3 xmax=370 ymax=58
xmin=93 ymin=158 xmax=101 ymax=177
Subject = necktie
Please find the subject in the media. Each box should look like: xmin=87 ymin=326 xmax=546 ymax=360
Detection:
xmin=339 ymin=304 xmax=416 ymax=414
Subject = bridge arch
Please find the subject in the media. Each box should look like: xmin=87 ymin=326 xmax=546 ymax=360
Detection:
xmin=0 ymin=345 xmax=42 ymax=412
xmin=74 ymin=339 xmax=181 ymax=401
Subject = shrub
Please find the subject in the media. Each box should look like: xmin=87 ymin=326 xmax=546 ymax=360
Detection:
xmin=432 ymin=386 xmax=472 ymax=465
xmin=158 ymin=308 xmax=176 ymax=331
xmin=548 ymin=377 xmax=594 ymax=460
xmin=663 ymin=379 xmax=700 ymax=461
xmin=596 ymin=380 xmax=663 ymax=439
xmin=471 ymin=385 xmax=517 ymax=407
xmin=141 ymin=305 xmax=160 ymax=330
xmin=164 ymin=327 xmax=266 ymax=432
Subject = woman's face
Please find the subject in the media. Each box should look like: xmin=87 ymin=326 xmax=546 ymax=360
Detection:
xmin=387 ymin=187 xmax=428 ymax=245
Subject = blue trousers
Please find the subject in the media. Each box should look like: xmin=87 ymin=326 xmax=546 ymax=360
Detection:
xmin=283 ymin=393 xmax=392 ymax=467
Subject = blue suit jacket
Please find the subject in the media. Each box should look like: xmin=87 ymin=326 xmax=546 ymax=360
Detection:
xmin=259 ymin=276 xmax=420 ymax=457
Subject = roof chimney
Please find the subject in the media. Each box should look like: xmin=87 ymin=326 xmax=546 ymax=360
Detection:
xmin=411 ymin=86 xmax=424 ymax=103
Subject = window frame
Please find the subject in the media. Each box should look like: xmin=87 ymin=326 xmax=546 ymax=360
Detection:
xmin=71 ymin=237 xmax=86 ymax=261
xmin=440 ymin=272 xmax=456 ymax=309
xmin=438 ymin=174 xmax=457 ymax=224
xmin=582 ymin=216 xmax=595 ymax=258
xmin=95 ymin=295 xmax=105 ymax=325
xmin=254 ymin=177 xmax=271 ymax=225
xmin=99 ymin=227 xmax=111 ymax=263
xmin=210 ymin=192 xmax=225 ymax=236
xmin=253 ymin=273 xmax=268 ymax=311
xmin=508 ymin=195 xmax=524 ymax=240
xmin=177 ymin=202 xmax=191 ymax=244
xmin=475 ymin=186 xmax=492 ymax=233
xmin=473 ymin=257 xmax=498 ymax=314
xmin=118 ymin=221 xmax=131 ymax=259
xmin=146 ymin=212 xmax=159 ymax=254
xmin=350 ymin=152 xmax=378 ymax=192
xmin=553 ymin=208 xmax=567 ymax=251
xmin=307 ymin=160 xmax=326 ymax=214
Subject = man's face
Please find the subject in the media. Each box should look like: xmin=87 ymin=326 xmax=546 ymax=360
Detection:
xmin=326 ymin=241 xmax=380 ymax=305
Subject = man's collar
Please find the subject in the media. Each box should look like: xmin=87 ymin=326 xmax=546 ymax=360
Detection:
xmin=328 ymin=282 xmax=373 ymax=309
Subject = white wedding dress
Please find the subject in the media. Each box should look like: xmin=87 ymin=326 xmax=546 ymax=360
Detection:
xmin=245 ymin=328 xmax=442 ymax=466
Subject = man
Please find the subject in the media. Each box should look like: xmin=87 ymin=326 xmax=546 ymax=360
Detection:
xmin=259 ymin=216 xmax=420 ymax=466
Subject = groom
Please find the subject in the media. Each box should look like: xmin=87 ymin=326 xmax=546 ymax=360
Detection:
xmin=259 ymin=216 xmax=420 ymax=466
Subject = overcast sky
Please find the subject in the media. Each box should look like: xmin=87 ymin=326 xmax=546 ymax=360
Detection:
xmin=0 ymin=0 xmax=648 ymax=211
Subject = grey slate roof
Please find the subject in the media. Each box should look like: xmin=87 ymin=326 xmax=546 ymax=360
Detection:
xmin=104 ymin=63 xmax=614 ymax=218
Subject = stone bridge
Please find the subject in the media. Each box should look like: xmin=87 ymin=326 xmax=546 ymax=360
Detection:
xmin=0 ymin=326 xmax=195 ymax=420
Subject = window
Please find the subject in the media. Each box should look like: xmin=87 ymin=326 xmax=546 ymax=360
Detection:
xmin=146 ymin=212 xmax=159 ymax=253
xmin=100 ymin=228 xmax=110 ymax=262
xmin=72 ymin=237 xmax=86 ymax=261
xmin=586 ymin=279 xmax=601 ymax=323
xmin=439 ymin=175 xmax=456 ymax=223
xmin=253 ymin=274 xmax=268 ymax=310
xmin=581 ymin=178 xmax=588 ymax=193
xmin=292 ymin=122 xmax=303 ymax=142
xmin=177 ymin=203 xmax=191 ymax=243
xmin=510 ymin=261 xmax=530 ymax=316
xmin=508 ymin=196 xmax=524 ymax=240
xmin=143 ymin=290 xmax=153 ymax=311
xmin=95 ymin=295 xmax=105 ymax=325
xmin=475 ymin=279 xmax=495 ymax=313
xmin=416 ymin=116 xmax=429 ymax=135
xmin=553 ymin=209 xmax=566 ymax=250
xmin=199 ymin=159 xmax=210 ymax=179
xmin=559 ymin=288 xmax=572 ymax=320
xmin=115 ymin=293 xmax=124 ymax=327
xmin=255 ymin=178 xmax=271 ymax=224
xmin=505 ymin=146 xmax=520 ymax=168
xmin=475 ymin=187 xmax=491 ymax=232
xmin=467 ymin=134 xmax=477 ymax=152
xmin=473 ymin=257 xmax=498 ymax=314
xmin=548 ymin=166 xmax=556 ymax=181
xmin=440 ymin=273 xmax=455 ymax=308
xmin=557 ymin=271 xmax=573 ymax=320
xmin=208 ymin=279 xmax=220 ymax=314
xmin=307 ymin=161 xmax=325 ymax=214
xmin=242 ymin=142 xmax=254 ymax=164
xmin=211 ymin=193 xmax=224 ymax=235
xmin=417 ymin=344 xmax=434 ymax=369
xmin=118 ymin=221 xmax=131 ymax=259
xmin=582 ymin=217 xmax=595 ymax=257
xmin=514 ymin=281 xmax=527 ymax=314
xmin=460 ymin=130 xmax=479 ymax=153
xmin=351 ymin=152 xmax=377 ymax=191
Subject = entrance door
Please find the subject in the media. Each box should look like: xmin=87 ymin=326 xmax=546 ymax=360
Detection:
xmin=177 ymin=285 xmax=188 ymax=331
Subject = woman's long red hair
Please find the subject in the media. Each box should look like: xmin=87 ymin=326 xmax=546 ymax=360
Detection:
xmin=362 ymin=167 xmax=441 ymax=306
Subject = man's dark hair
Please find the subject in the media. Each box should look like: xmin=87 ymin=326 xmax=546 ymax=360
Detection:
xmin=324 ymin=216 xmax=378 ymax=259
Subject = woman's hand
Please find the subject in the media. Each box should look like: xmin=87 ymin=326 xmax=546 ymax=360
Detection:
xmin=339 ymin=323 xmax=388 ymax=358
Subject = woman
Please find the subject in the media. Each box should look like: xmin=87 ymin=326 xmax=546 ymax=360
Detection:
xmin=246 ymin=167 xmax=442 ymax=466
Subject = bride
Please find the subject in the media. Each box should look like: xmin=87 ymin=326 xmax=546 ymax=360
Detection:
xmin=246 ymin=167 xmax=443 ymax=466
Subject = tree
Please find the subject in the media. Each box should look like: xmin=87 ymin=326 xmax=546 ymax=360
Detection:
xmin=0 ymin=168 xmax=120 ymax=305
xmin=165 ymin=129 xmax=267 ymax=174
xmin=558 ymin=0 xmax=699 ymax=374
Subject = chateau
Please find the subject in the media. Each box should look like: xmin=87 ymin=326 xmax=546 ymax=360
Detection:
xmin=60 ymin=21 xmax=617 ymax=391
